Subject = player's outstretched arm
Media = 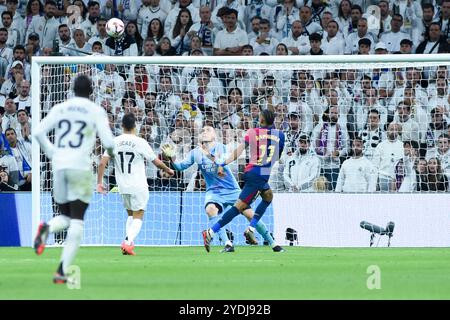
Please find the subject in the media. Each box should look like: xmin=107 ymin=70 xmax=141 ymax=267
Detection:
xmin=223 ymin=142 xmax=245 ymax=166
xmin=96 ymin=155 xmax=110 ymax=194
xmin=152 ymin=158 xmax=175 ymax=177
xmin=161 ymin=144 xmax=195 ymax=172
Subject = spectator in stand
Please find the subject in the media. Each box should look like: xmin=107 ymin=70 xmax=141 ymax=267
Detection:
xmin=426 ymin=107 xmax=448 ymax=149
xmin=283 ymin=134 xmax=321 ymax=192
xmin=104 ymin=24 xmax=138 ymax=56
xmin=66 ymin=28 xmax=92 ymax=56
xmin=336 ymin=0 xmax=353 ymax=38
xmin=308 ymin=32 xmax=323 ymax=55
xmin=359 ymin=109 xmax=385 ymax=160
xmin=13 ymin=79 xmax=30 ymax=114
xmin=394 ymin=100 xmax=420 ymax=142
xmin=80 ymin=0 xmax=102 ymax=40
xmin=394 ymin=140 xmax=419 ymax=192
xmin=321 ymin=20 xmax=345 ymax=55
xmin=281 ymin=20 xmax=310 ymax=55
xmin=164 ymin=0 xmax=199 ymax=37
xmin=168 ymin=8 xmax=193 ymax=56
xmin=125 ymin=21 xmax=143 ymax=56
xmin=57 ymin=24 xmax=74 ymax=56
xmin=311 ymin=105 xmax=349 ymax=190
xmin=398 ymin=38 xmax=414 ymax=54
xmin=416 ymin=157 xmax=429 ymax=191
xmin=87 ymin=17 xmax=108 ymax=48
xmin=188 ymin=5 xmax=214 ymax=56
xmin=141 ymin=37 xmax=157 ymax=56
xmin=16 ymin=109 xmax=30 ymax=142
xmin=415 ymin=22 xmax=450 ymax=54
xmin=273 ymin=0 xmax=299 ymax=39
xmin=138 ymin=0 xmax=168 ymax=41
xmin=0 ymin=168 xmax=17 ymax=191
xmin=156 ymin=36 xmax=176 ymax=56
xmin=378 ymin=0 xmax=391 ymax=36
xmin=24 ymin=0 xmax=44 ymax=38
xmin=146 ymin=18 xmax=164 ymax=44
xmin=427 ymin=157 xmax=449 ymax=191
xmin=4 ymin=127 xmax=31 ymax=191
xmin=1 ymin=11 xmax=20 ymax=49
xmin=412 ymin=3 xmax=438 ymax=47
xmin=357 ymin=37 xmax=371 ymax=55
xmin=0 ymin=27 xmax=13 ymax=77
xmin=287 ymin=80 xmax=313 ymax=135
xmin=335 ymin=136 xmax=377 ymax=192
xmin=372 ymin=122 xmax=404 ymax=192
xmin=250 ymin=18 xmax=279 ymax=56
xmin=379 ymin=14 xmax=412 ymax=53
xmin=27 ymin=0 xmax=59 ymax=49
xmin=299 ymin=5 xmax=322 ymax=37
xmin=1 ymin=60 xmax=23 ymax=98
xmin=439 ymin=0 xmax=450 ymax=41
xmin=213 ymin=8 xmax=248 ymax=56
xmin=345 ymin=17 xmax=377 ymax=55
xmin=284 ymin=111 xmax=303 ymax=154
xmin=355 ymin=88 xmax=388 ymax=132
xmin=426 ymin=134 xmax=450 ymax=181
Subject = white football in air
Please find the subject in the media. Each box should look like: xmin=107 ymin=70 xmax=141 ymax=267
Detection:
xmin=106 ymin=18 xmax=125 ymax=38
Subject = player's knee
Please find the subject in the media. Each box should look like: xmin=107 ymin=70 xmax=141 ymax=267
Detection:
xmin=133 ymin=210 xmax=144 ymax=220
xmin=242 ymin=209 xmax=254 ymax=220
xmin=235 ymin=200 xmax=248 ymax=212
xmin=261 ymin=189 xmax=273 ymax=203
xmin=205 ymin=204 xmax=219 ymax=217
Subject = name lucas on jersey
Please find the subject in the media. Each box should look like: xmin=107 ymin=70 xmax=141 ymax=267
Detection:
xmin=117 ymin=140 xmax=136 ymax=148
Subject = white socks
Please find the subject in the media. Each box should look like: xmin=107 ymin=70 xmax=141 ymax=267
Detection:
xmin=126 ymin=218 xmax=143 ymax=245
xmin=126 ymin=216 xmax=133 ymax=236
xmin=61 ymin=219 xmax=84 ymax=274
xmin=48 ymin=215 xmax=70 ymax=233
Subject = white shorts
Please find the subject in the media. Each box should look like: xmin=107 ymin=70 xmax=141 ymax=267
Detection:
xmin=53 ymin=169 xmax=94 ymax=204
xmin=121 ymin=190 xmax=149 ymax=211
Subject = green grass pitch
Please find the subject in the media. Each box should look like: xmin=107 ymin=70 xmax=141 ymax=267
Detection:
xmin=0 ymin=246 xmax=449 ymax=300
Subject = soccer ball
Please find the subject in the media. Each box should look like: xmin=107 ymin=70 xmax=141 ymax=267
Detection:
xmin=106 ymin=18 xmax=125 ymax=38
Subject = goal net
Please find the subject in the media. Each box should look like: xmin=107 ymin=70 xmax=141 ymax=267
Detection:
xmin=31 ymin=55 xmax=450 ymax=247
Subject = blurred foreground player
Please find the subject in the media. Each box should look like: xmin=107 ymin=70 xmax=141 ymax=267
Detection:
xmin=33 ymin=75 xmax=115 ymax=284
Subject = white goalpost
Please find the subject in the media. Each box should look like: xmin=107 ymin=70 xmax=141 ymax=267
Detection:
xmin=31 ymin=54 xmax=450 ymax=248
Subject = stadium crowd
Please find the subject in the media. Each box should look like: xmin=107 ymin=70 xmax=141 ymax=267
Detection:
xmin=0 ymin=0 xmax=450 ymax=193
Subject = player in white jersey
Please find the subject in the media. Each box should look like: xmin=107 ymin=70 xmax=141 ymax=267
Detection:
xmin=97 ymin=113 xmax=174 ymax=256
xmin=33 ymin=75 xmax=115 ymax=284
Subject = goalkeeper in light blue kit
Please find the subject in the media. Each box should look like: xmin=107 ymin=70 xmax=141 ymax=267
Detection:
xmin=162 ymin=126 xmax=283 ymax=253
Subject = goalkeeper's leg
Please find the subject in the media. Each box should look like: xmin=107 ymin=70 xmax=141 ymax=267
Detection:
xmin=205 ymin=203 xmax=233 ymax=251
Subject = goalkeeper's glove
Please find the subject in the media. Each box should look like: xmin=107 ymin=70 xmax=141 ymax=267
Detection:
xmin=161 ymin=144 xmax=176 ymax=158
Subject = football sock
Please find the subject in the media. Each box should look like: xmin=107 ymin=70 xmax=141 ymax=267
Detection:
xmin=250 ymin=200 xmax=271 ymax=228
xmin=127 ymin=218 xmax=143 ymax=244
xmin=209 ymin=215 xmax=229 ymax=245
xmin=255 ymin=221 xmax=274 ymax=246
xmin=60 ymin=219 xmax=84 ymax=274
xmin=125 ymin=216 xmax=133 ymax=239
xmin=212 ymin=206 xmax=240 ymax=233
xmin=48 ymin=214 xmax=70 ymax=233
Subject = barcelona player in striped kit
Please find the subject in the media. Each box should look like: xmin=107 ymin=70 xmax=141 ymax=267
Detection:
xmin=202 ymin=109 xmax=285 ymax=252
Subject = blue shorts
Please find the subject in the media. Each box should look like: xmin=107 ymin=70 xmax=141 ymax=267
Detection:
xmin=204 ymin=189 xmax=241 ymax=213
xmin=239 ymin=171 xmax=270 ymax=205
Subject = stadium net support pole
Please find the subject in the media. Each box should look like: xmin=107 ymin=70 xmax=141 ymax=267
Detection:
xmin=31 ymin=58 xmax=41 ymax=246
xmin=175 ymin=189 xmax=183 ymax=245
